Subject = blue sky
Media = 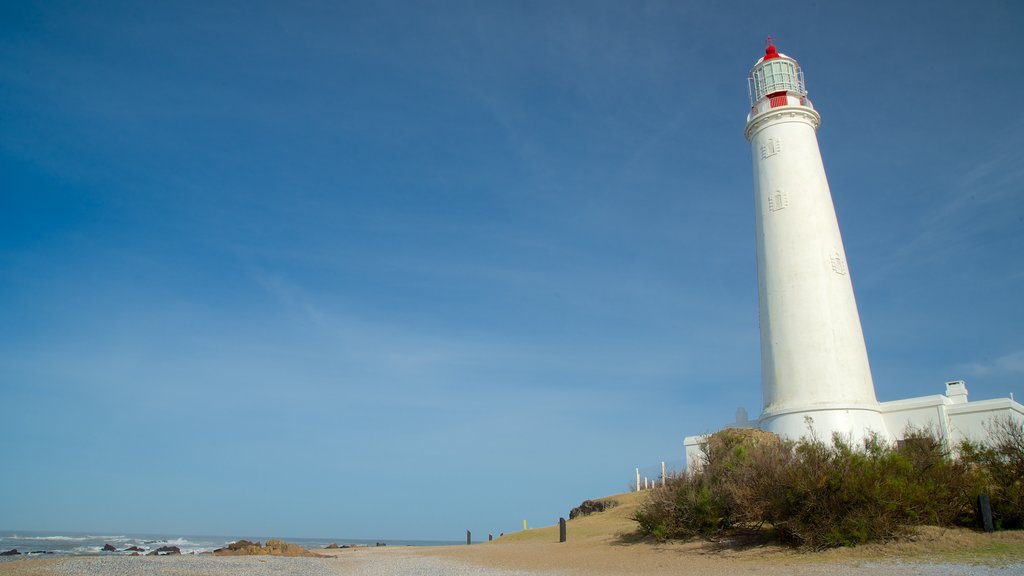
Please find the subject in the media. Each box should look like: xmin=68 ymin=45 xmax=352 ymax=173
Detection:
xmin=2 ymin=1 xmax=1022 ymax=540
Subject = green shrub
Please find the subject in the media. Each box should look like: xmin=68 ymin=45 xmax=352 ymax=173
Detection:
xmin=632 ymin=471 xmax=732 ymax=541
xmin=764 ymin=431 xmax=972 ymax=547
xmin=960 ymin=417 xmax=1024 ymax=529
xmin=633 ymin=423 xmax=1004 ymax=549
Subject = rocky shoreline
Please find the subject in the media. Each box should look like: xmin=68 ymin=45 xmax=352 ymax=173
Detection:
xmin=2 ymin=549 xmax=560 ymax=576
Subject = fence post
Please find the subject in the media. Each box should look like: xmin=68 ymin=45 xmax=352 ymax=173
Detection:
xmin=466 ymin=530 xmax=471 ymax=545
xmin=977 ymin=493 xmax=995 ymax=532
xmin=635 ymin=468 xmax=640 ymax=491
xmin=559 ymin=517 xmax=566 ymax=543
xmin=661 ymin=461 xmax=666 ymax=487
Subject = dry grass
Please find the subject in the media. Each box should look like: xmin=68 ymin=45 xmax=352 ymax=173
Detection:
xmin=426 ymin=491 xmax=1024 ymax=575
xmin=496 ymin=492 xmax=644 ymax=545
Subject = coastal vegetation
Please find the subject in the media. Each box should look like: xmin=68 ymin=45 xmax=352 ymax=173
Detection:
xmin=633 ymin=418 xmax=1024 ymax=549
xmin=960 ymin=418 xmax=1024 ymax=529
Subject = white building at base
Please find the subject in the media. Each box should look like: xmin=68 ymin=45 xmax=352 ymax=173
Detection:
xmin=683 ymin=41 xmax=1023 ymax=467
xmin=685 ymin=380 xmax=1024 ymax=468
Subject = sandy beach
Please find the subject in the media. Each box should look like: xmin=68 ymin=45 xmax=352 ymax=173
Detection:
xmin=4 ymin=491 xmax=1024 ymax=576
xmin=2 ymin=543 xmax=1023 ymax=576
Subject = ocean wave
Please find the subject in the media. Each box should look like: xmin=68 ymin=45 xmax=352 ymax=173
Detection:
xmin=71 ymin=546 xmax=102 ymax=554
xmin=1 ymin=532 xmax=371 ymax=556
xmin=6 ymin=535 xmax=92 ymax=542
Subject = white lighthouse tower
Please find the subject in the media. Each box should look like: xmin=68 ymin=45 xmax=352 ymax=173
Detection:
xmin=681 ymin=40 xmax=1024 ymax=468
xmin=744 ymin=39 xmax=888 ymax=441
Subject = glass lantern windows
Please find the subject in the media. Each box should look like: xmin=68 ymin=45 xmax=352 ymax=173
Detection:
xmin=749 ymin=58 xmax=806 ymax=104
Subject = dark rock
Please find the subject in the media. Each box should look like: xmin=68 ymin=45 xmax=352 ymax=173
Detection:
xmin=214 ymin=540 xmax=258 ymax=554
xmin=228 ymin=540 xmax=258 ymax=550
xmin=154 ymin=546 xmax=181 ymax=555
xmin=375 ymin=542 xmax=386 ymax=547
xmin=29 ymin=551 xmax=54 ymax=555
xmin=214 ymin=540 xmax=314 ymax=557
xmin=102 ymin=544 xmax=117 ymax=552
xmin=325 ymin=543 xmax=340 ymax=549
xmin=125 ymin=546 xmax=144 ymax=552
xmin=569 ymin=499 xmax=618 ymax=520
xmin=0 ymin=549 xmax=19 ymax=556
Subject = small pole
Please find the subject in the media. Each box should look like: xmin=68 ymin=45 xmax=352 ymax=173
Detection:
xmin=559 ymin=517 xmax=566 ymax=543
xmin=661 ymin=462 xmax=666 ymax=487
xmin=523 ymin=519 xmax=527 ymax=531
xmin=635 ymin=468 xmax=640 ymax=492
xmin=466 ymin=530 xmax=471 ymax=545
xmin=977 ymin=493 xmax=995 ymax=532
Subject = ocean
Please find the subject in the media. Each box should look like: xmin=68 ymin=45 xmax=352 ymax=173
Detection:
xmin=0 ymin=530 xmax=460 ymax=557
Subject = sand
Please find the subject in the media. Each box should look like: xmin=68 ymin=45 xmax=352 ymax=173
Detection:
xmin=421 ymin=491 xmax=1024 ymax=576
xmin=2 ymin=538 xmax=1023 ymax=576
xmin=3 ymin=491 xmax=1023 ymax=576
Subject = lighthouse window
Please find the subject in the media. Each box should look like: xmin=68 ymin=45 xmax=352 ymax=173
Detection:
xmin=755 ymin=60 xmax=801 ymax=99
xmin=751 ymin=60 xmax=806 ymax=102
xmin=769 ymin=190 xmax=788 ymax=211
xmin=830 ymin=253 xmax=847 ymax=275
xmin=761 ymin=137 xmax=781 ymax=159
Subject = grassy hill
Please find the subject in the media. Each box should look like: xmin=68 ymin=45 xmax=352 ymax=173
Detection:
xmin=425 ymin=490 xmax=1024 ymax=575
xmin=495 ymin=491 xmax=644 ymax=544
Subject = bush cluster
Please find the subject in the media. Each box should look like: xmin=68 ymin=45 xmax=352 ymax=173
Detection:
xmin=633 ymin=418 xmax=1024 ymax=549
xmin=960 ymin=418 xmax=1024 ymax=529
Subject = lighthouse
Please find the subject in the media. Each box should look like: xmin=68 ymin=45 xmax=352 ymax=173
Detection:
xmin=744 ymin=40 xmax=888 ymax=441
xmin=681 ymin=40 xmax=1024 ymax=468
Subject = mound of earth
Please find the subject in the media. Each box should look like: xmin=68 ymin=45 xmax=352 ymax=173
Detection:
xmin=569 ymin=498 xmax=618 ymax=519
xmin=213 ymin=539 xmax=318 ymax=557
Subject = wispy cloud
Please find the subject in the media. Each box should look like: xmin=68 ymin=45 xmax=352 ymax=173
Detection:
xmin=959 ymin=349 xmax=1024 ymax=377
xmin=859 ymin=119 xmax=1024 ymax=285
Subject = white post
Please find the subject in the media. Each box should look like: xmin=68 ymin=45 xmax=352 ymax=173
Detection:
xmin=635 ymin=468 xmax=640 ymax=492
xmin=661 ymin=461 xmax=666 ymax=487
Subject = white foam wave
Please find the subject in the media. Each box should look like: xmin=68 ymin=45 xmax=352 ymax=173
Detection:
xmin=11 ymin=535 xmax=92 ymax=542
xmin=72 ymin=546 xmax=102 ymax=554
xmin=2 ymin=533 xmax=233 ymax=556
